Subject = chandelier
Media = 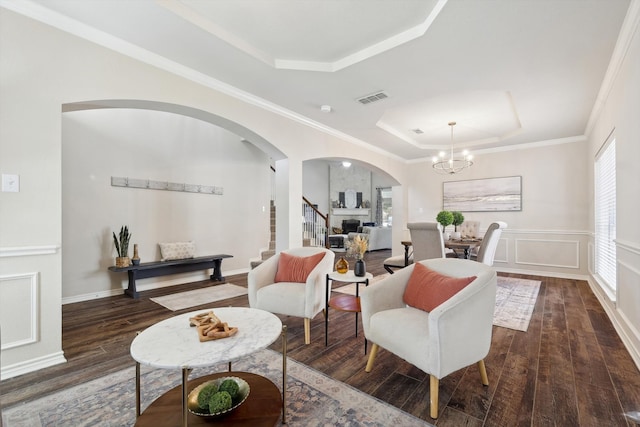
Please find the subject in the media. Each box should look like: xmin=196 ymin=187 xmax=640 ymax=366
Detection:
xmin=432 ymin=121 xmax=473 ymax=174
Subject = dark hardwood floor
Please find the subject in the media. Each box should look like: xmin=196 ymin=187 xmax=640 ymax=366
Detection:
xmin=2 ymin=249 xmax=640 ymax=426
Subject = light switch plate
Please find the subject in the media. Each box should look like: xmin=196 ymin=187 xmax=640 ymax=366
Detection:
xmin=2 ymin=174 xmax=20 ymax=192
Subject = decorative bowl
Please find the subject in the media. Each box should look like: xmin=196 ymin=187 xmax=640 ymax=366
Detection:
xmin=187 ymin=376 xmax=250 ymax=417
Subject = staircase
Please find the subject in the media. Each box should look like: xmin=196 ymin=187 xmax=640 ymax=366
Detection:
xmin=250 ymin=201 xmax=276 ymax=269
xmin=250 ymin=198 xmax=328 ymax=269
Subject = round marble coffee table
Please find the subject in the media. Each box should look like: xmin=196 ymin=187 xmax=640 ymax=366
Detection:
xmin=130 ymin=307 xmax=285 ymax=426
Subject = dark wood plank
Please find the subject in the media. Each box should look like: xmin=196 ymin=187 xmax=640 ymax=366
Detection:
xmin=2 ymin=249 xmax=639 ymax=427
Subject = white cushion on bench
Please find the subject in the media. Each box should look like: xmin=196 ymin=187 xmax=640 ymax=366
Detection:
xmin=159 ymin=241 xmax=196 ymax=261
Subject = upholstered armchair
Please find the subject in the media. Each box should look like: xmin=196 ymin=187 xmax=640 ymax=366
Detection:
xmin=471 ymin=221 xmax=507 ymax=265
xmin=383 ymin=222 xmax=445 ymax=273
xmin=247 ymin=247 xmax=334 ymax=344
xmin=361 ymin=258 xmax=497 ymax=419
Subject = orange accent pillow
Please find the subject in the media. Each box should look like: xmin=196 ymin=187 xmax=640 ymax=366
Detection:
xmin=274 ymin=252 xmax=326 ymax=283
xmin=403 ymin=263 xmax=477 ymax=312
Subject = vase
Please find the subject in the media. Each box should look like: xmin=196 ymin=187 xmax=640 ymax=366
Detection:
xmin=354 ymin=258 xmax=366 ymax=277
xmin=452 ymin=231 xmax=461 ymax=240
xmin=335 ymin=256 xmax=349 ymax=274
xmin=131 ymin=244 xmax=140 ymax=265
xmin=115 ymin=256 xmax=131 ymax=268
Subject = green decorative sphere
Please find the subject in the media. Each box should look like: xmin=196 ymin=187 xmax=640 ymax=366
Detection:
xmin=209 ymin=391 xmax=233 ymax=414
xmin=197 ymin=383 xmax=218 ymax=410
xmin=219 ymin=379 xmax=240 ymax=400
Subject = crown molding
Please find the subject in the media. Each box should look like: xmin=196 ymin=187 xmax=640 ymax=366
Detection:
xmin=585 ymin=0 xmax=640 ymax=137
xmin=0 ymin=0 xmax=404 ymax=163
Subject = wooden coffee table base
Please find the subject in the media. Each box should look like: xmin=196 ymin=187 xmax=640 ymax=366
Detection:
xmin=135 ymin=371 xmax=282 ymax=427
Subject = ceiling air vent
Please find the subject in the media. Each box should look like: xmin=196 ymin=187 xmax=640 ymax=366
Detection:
xmin=412 ymin=128 xmax=424 ymax=134
xmin=357 ymin=91 xmax=388 ymax=105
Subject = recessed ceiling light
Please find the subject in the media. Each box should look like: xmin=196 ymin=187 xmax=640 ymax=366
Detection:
xmin=320 ymin=105 xmax=332 ymax=113
xmin=342 ymin=161 xmax=351 ymax=168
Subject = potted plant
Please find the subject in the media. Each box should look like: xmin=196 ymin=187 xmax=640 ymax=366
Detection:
xmin=436 ymin=210 xmax=453 ymax=241
xmin=113 ymin=225 xmax=132 ymax=267
xmin=451 ymin=211 xmax=464 ymax=240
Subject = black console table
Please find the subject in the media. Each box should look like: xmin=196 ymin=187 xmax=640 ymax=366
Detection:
xmin=108 ymin=254 xmax=233 ymax=298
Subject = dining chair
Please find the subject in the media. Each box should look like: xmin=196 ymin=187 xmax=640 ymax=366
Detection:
xmin=247 ymin=247 xmax=335 ymax=344
xmin=361 ymin=258 xmax=497 ymax=419
xmin=383 ymin=222 xmax=446 ymax=273
xmin=471 ymin=221 xmax=507 ymax=265
xmin=408 ymin=222 xmax=446 ymax=261
xmin=458 ymin=221 xmax=480 ymax=238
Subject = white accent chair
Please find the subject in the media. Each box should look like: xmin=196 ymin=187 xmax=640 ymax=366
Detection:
xmin=247 ymin=247 xmax=335 ymax=344
xmin=361 ymin=258 xmax=497 ymax=419
xmin=471 ymin=221 xmax=507 ymax=266
xmin=383 ymin=222 xmax=445 ymax=273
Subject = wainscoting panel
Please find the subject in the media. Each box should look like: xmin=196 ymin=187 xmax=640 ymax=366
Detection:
xmin=515 ymin=238 xmax=580 ymax=269
xmin=618 ymin=260 xmax=640 ymax=343
xmin=0 ymin=272 xmax=39 ymax=350
xmin=493 ymin=238 xmax=508 ymax=264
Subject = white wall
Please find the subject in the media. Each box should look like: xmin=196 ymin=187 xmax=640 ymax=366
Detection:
xmin=403 ymin=141 xmax=591 ymax=279
xmin=2 ymin=2 xmax=637 ymax=378
xmin=586 ymin=5 xmax=640 ymax=368
xmin=0 ymin=8 xmax=408 ymax=378
xmin=302 ymin=159 xmax=329 ymax=213
xmin=61 ymin=108 xmax=270 ymax=301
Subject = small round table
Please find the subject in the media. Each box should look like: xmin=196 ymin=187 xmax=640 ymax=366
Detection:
xmin=130 ymin=307 xmax=286 ymax=426
xmin=325 ymin=270 xmax=373 ymax=353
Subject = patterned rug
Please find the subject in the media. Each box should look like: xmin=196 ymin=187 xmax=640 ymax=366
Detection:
xmin=493 ymin=276 xmax=541 ymax=332
xmin=2 ymin=349 xmax=433 ymax=427
xmin=150 ymin=283 xmax=247 ymax=311
xmin=334 ymin=275 xmax=541 ymax=332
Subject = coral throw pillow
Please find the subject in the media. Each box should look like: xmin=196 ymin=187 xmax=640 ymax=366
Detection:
xmin=274 ymin=252 xmax=326 ymax=283
xmin=403 ymin=263 xmax=477 ymax=312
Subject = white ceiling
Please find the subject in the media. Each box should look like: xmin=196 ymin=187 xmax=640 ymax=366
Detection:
xmin=6 ymin=0 xmax=633 ymax=162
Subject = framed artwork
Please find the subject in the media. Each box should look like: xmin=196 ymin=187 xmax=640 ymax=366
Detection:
xmin=443 ymin=176 xmax=522 ymax=212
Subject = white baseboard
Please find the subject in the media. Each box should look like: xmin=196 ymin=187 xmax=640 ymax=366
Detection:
xmin=1 ymin=351 xmax=67 ymax=380
xmin=62 ymin=268 xmax=250 ymax=304
xmin=494 ymin=266 xmax=588 ymax=281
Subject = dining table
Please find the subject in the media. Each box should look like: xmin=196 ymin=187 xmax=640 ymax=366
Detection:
xmin=401 ymin=238 xmax=481 ymax=263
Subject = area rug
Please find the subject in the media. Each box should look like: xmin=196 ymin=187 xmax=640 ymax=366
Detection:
xmin=334 ymin=275 xmax=541 ymax=332
xmin=149 ymin=283 xmax=248 ymax=311
xmin=1 ymin=349 xmax=433 ymax=427
xmin=493 ymin=276 xmax=541 ymax=332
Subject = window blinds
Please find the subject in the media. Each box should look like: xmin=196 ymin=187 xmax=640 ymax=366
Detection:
xmin=594 ymin=138 xmax=616 ymax=293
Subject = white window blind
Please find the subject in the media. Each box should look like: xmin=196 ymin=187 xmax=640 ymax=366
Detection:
xmin=594 ymin=137 xmax=616 ymax=294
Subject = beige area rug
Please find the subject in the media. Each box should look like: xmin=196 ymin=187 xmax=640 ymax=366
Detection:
xmin=150 ymin=283 xmax=248 ymax=311
xmin=493 ymin=276 xmax=541 ymax=332
xmin=2 ymin=348 xmax=433 ymax=427
xmin=334 ymin=274 xmax=541 ymax=332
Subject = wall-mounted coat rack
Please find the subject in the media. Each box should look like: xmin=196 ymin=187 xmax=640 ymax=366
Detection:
xmin=111 ymin=176 xmax=223 ymax=195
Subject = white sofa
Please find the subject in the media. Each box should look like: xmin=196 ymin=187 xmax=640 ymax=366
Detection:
xmin=348 ymin=226 xmax=392 ymax=251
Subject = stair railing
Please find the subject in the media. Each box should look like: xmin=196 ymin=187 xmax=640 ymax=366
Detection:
xmin=302 ymin=197 xmax=329 ymax=248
